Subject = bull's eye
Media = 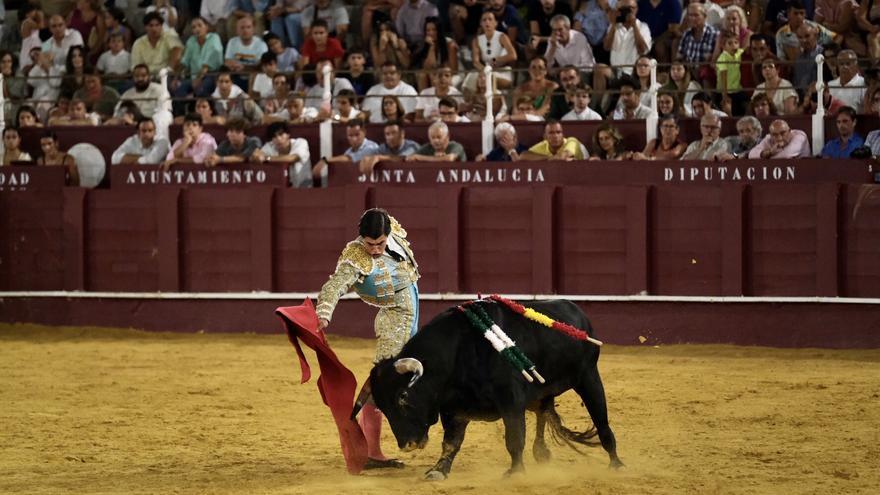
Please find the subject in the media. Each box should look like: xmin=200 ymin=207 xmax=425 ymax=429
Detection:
xmin=397 ymin=390 xmax=409 ymax=408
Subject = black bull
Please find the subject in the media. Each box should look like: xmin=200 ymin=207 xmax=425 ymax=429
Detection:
xmin=357 ymin=299 xmax=623 ymax=479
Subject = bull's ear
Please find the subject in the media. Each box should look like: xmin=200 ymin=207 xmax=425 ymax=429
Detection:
xmin=393 ymin=358 xmax=424 ymax=388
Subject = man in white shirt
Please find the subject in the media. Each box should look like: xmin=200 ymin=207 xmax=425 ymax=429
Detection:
xmin=252 ymin=121 xmax=313 ymax=187
xmin=304 ymin=59 xmax=355 ymax=110
xmin=42 ymin=15 xmax=84 ymax=68
xmin=415 ymin=67 xmax=464 ymax=121
xmin=603 ymin=0 xmax=652 ymax=75
xmin=828 ymin=50 xmax=867 ymax=111
xmin=116 ymin=64 xmax=166 ymax=118
xmin=362 ymin=62 xmax=419 ymax=122
xmin=544 ymin=15 xmax=595 ymax=72
xmin=112 ymin=118 xmax=171 ymax=165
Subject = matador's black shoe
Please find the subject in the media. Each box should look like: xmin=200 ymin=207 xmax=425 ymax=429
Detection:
xmin=364 ymin=458 xmax=405 ymax=469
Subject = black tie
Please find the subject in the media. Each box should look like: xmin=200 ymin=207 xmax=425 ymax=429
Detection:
xmin=385 ymin=246 xmax=404 ymax=262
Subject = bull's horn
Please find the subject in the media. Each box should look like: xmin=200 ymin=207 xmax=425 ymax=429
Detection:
xmin=393 ymin=358 xmax=424 ymax=388
xmin=350 ymin=378 xmax=372 ymax=420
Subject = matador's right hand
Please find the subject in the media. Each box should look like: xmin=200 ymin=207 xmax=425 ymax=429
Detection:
xmin=318 ymin=318 xmax=329 ymax=331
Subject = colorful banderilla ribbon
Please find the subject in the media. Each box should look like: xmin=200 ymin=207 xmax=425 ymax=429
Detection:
xmin=489 ymin=295 xmax=603 ymax=347
xmin=458 ymin=303 xmax=546 ymax=384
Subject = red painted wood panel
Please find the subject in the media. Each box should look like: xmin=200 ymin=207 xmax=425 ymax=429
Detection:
xmin=0 ymin=192 xmax=65 ymax=290
xmin=841 ymin=185 xmax=880 ymax=297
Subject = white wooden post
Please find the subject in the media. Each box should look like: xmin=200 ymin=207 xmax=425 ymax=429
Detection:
xmin=0 ymin=74 xmax=5 ymax=132
xmin=645 ymin=59 xmax=659 ymax=145
xmin=812 ymin=54 xmax=826 ymax=156
xmin=482 ymin=66 xmax=495 ymax=156
xmin=318 ymin=63 xmax=333 ymax=186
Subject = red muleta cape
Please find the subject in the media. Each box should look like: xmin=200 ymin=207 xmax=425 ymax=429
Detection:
xmin=275 ymin=299 xmax=368 ymax=474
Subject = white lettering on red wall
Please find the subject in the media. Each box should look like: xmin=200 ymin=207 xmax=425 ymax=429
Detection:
xmin=124 ymin=169 xmax=269 ymax=185
xmin=358 ymin=168 xmax=547 ymax=184
xmin=0 ymin=170 xmax=31 ymax=190
xmin=664 ymin=165 xmax=797 ymax=182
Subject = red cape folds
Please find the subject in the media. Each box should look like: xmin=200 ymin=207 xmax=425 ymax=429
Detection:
xmin=275 ymin=299 xmax=368 ymax=474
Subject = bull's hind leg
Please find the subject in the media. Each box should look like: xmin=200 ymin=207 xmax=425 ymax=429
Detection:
xmin=425 ymin=413 xmax=469 ymax=481
xmin=501 ymin=410 xmax=527 ymax=477
xmin=532 ymin=398 xmax=552 ymax=463
xmin=575 ymin=368 xmax=624 ymax=469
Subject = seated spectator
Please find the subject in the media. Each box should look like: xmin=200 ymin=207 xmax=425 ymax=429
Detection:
xmin=48 ymin=98 xmax=100 ymax=126
xmin=691 ymin=91 xmax=728 ymax=118
xmin=521 ymin=120 xmax=586 ymax=160
xmin=545 ymin=14 xmax=595 ymax=73
xmin=301 ymin=19 xmax=346 ymax=69
xmin=856 ymin=0 xmax=880 ymax=62
xmin=612 ymin=75 xmax=652 ymax=120
xmin=657 ymin=90 xmax=686 ymax=118
xmin=631 ymin=56 xmax=656 ymax=109
xmin=791 ymin=24 xmax=822 ymax=92
xmin=266 ymin=0 xmax=308 ymax=50
xmin=205 ymin=118 xmax=263 ymax=166
xmin=471 ymin=10 xmax=518 ymax=89
xmin=225 ymin=14 xmax=269 ymax=86
xmin=462 ymin=71 xmax=506 ymax=121
xmin=212 ymin=67 xmax=264 ymax=126
xmin=775 ymin=1 xmax=836 ymax=62
xmin=118 ymin=64 xmax=166 ymax=119
xmin=681 ymin=114 xmax=730 ymax=160
xmin=73 ymin=68 xmax=120 ymax=121
xmin=313 ymin=118 xmax=380 ymax=175
xmin=486 ymin=0 xmax=527 ymax=49
xmin=362 ymin=0 xmax=404 ymax=48
xmin=678 ymin=2 xmax=719 ymax=86
xmin=0 ymin=51 xmax=27 ymax=114
xmin=175 ymin=16 xmax=224 ymax=103
xmin=406 ymin=121 xmax=468 ymax=162
xmin=633 ymin=115 xmax=686 ymax=160
xmin=304 ymin=60 xmax=355 ymax=110
xmin=301 ymin=0 xmax=350 ymax=40
xmin=437 ymin=97 xmax=471 ymax=123
xmin=340 ymin=51 xmax=375 ymax=96
xmin=416 ymin=67 xmax=464 ymax=121
xmin=828 ymin=50 xmax=867 ymax=112
xmin=262 ymin=73 xmax=291 ymax=113
xmin=663 ymin=59 xmax=701 ymax=114
xmin=263 ymin=33 xmax=300 ymax=73
xmin=43 ymin=15 xmax=85 ymax=68
xmin=363 ymin=62 xmax=419 ymax=122
xmin=265 ymin=94 xmax=319 ymax=123
xmin=96 ymin=33 xmax=132 ymax=87
xmin=18 ymin=8 xmax=45 ymax=71
xmin=200 ymin=0 xmax=234 ymax=40
xmin=753 ymin=59 xmax=798 ymax=115
xmin=597 ymin=0 xmax=651 ymax=89
xmin=105 ymin=101 xmax=145 ymax=126
xmin=548 ymin=65 xmax=584 ymax=120
xmin=711 ymin=6 xmax=751 ymax=62
xmin=528 ymin=0 xmax=575 ymax=57
xmin=227 ymin=0 xmax=267 ymax=36
xmin=821 ymin=107 xmax=864 ymax=159
xmin=252 ymin=121 xmax=312 ymax=187
xmin=101 ymin=7 xmax=133 ymax=52
xmin=145 ymin=0 xmax=180 ymax=35
xmin=562 ymin=83 xmax=602 ymax=121
xmin=741 ymin=34 xmax=783 ymax=95
xmin=716 ymin=31 xmax=747 ymax=116
xmin=371 ymin=21 xmax=411 ymax=71
xmin=60 ymin=45 xmax=90 ymax=98
xmin=173 ymin=97 xmax=227 ymax=125
xmin=798 ymin=82 xmax=848 ymax=116
xmin=508 ymin=96 xmax=545 ymax=122
xmin=16 ymin=106 xmax=43 ymax=128
xmin=396 ymin=0 xmax=439 ymax=48
xmin=1 ymin=127 xmax=33 ymax=165
xmin=67 ymin=0 xmax=105 ymax=56
xmin=163 ymin=113 xmax=218 ymax=170
xmin=574 ymin=0 xmax=614 ymax=62
xmin=478 ymin=122 xmax=528 ymax=162
xmin=588 ymin=123 xmax=631 ymax=160
xmin=111 ymin=117 xmax=170 ymax=165
xmin=131 ymin=12 xmax=183 ymax=75
xmin=747 ymin=92 xmax=778 ymax=118
xmin=331 ymin=90 xmax=364 ymax=123
xmin=865 ymin=98 xmax=880 ymax=156
xmin=37 ymin=131 xmax=80 ymax=186
xmin=376 ymin=95 xmax=408 ymax=123
xmin=411 ymin=17 xmax=460 ymax=91
xmin=816 ymin=0 xmax=863 ymax=55
xmin=748 ymin=119 xmax=811 ymax=159
xmin=359 ymin=120 xmax=421 ymax=172
xmin=514 ymin=57 xmax=559 ymax=119
xmin=715 ymin=115 xmax=762 ymax=161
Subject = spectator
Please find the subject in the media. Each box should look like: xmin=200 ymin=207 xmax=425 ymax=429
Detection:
xmin=865 ymin=88 xmax=880 ymax=156
xmin=117 ymin=64 xmax=166 ymax=118
xmin=301 ymin=19 xmax=346 ymax=69
xmin=73 ymin=68 xmax=120 ymax=120
xmin=331 ymin=89 xmax=364 ymax=123
xmin=363 ymin=62 xmax=419 ymax=122
xmin=264 ymin=33 xmax=300 ymax=73
xmin=252 ymin=52 xmax=280 ymax=100
xmin=828 ymin=50 xmax=867 ymax=112
xmin=105 ymin=100 xmax=145 ymax=126
xmin=145 ymin=0 xmax=179 ymax=34
xmin=267 ymin=0 xmax=309 ymax=50
xmin=562 ymin=83 xmax=602 ymax=120
xmin=340 ymin=50 xmax=375 ymax=96
xmin=748 ymin=92 xmax=778 ymax=118
xmin=681 ymin=113 xmax=729 ymax=160
xmin=412 ymin=17 xmax=460 ymax=91
xmin=478 ymin=122 xmax=528 ymax=161
xmin=574 ymin=0 xmax=613 ymax=62
xmin=716 ymin=31 xmax=746 ymax=116
xmin=37 ymin=131 xmax=80 ymax=186
xmin=462 ymin=70 xmax=506 ymax=121
xmin=588 ymin=122 xmax=631 ymax=160
xmin=262 ymin=73 xmax=293 ymax=113
xmin=716 ymin=115 xmax=762 ymax=161
xmin=16 ymin=106 xmax=43 ymax=128
xmin=362 ymin=0 xmax=405 ymax=46
xmin=753 ymin=59 xmax=798 ymax=115
xmin=595 ymin=0 xmax=652 ymax=101
xmin=96 ymin=33 xmax=132 ymax=89
xmin=396 ymin=0 xmax=439 ymax=48
xmin=111 ymin=117 xmax=170 ymax=165
xmin=748 ymin=119 xmax=811 ymax=159
xmin=0 ymin=51 xmax=26 ymax=116
xmin=176 ymin=16 xmax=224 ymax=101
xmin=798 ymin=82 xmax=848 ymax=116
xmin=791 ymin=23 xmax=822 ymax=91
xmin=680 ymin=0 xmax=724 ymax=30
xmin=521 ymin=120 xmax=586 ymax=160
xmin=205 ymin=118 xmax=263 ymax=166
xmin=101 ymin=7 xmax=133 ymax=52
xmin=228 ymin=0 xmax=268 ymax=36
xmin=856 ymin=0 xmax=880 ymax=62
xmin=131 ymin=12 xmax=183 ymax=75
xmin=359 ymin=120 xmax=421 ymax=172
xmin=487 ymin=0 xmax=528 ymax=47
xmin=514 ymin=58 xmax=559 ymax=118
xmin=657 ymin=89 xmax=686 ymax=117
xmin=301 ymin=0 xmax=350 ymax=40
xmin=637 ymin=0 xmax=681 ymax=64
xmin=612 ymin=75 xmax=652 ymax=120
xmin=18 ymin=9 xmax=45 ymax=71
xmin=508 ymin=96 xmax=545 ymax=122
xmin=691 ymin=91 xmax=728 ymax=118
xmin=212 ymin=67 xmax=265 ymax=126
xmin=816 ymin=0 xmax=862 ymax=54
xmin=450 ymin=0 xmax=483 ymax=46
xmin=175 ymin=97 xmax=227 ymax=125
xmin=378 ymin=95 xmax=408 ymax=123
xmin=740 ymin=34 xmax=781 ymax=95
xmin=60 ymin=45 xmax=90 ymax=98
xmin=633 ymin=115 xmax=686 ymax=160
xmin=27 ymin=52 xmax=63 ymax=122
xmin=528 ymin=0 xmax=575 ymax=57
xmin=200 ymin=0 xmax=235 ymax=40
xmin=1 ymin=127 xmax=33 ymax=165
xmin=304 ymin=59 xmax=355 ymax=110
xmin=471 ymin=10 xmax=518 ymax=89
xmin=711 ymin=5 xmax=752 ymax=62
xmin=545 ymin=14 xmax=596 ymax=72
xmin=630 ymin=55 xmax=656 ymax=109
xmin=406 ymin=120 xmax=468 ymax=162
xmin=252 ymin=121 xmax=312 ymax=187
xmin=416 ymin=67 xmax=464 ymax=121
xmin=163 ymin=113 xmax=218 ymax=169
xmin=678 ymin=3 xmax=719 ymax=86
xmin=548 ymin=65 xmax=584 ymax=120
xmin=43 ymin=15 xmax=85 ymax=68
xmin=265 ymin=94 xmax=319 ymax=123
xmin=663 ymin=59 xmax=702 ymax=114
xmin=313 ymin=118 xmax=380 ymax=175
xmin=776 ymin=1 xmax=835 ymax=62
xmin=438 ymin=97 xmax=471 ymax=123
xmin=821 ymin=107 xmax=864 ymax=159
xmin=225 ymin=14 xmax=269 ymax=84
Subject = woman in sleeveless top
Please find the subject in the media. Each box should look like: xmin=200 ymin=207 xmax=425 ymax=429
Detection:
xmin=68 ymin=0 xmax=105 ymax=58
xmin=857 ymin=0 xmax=880 ymax=61
xmin=470 ymin=11 xmax=517 ymax=89
xmin=36 ymin=131 xmax=80 ymax=186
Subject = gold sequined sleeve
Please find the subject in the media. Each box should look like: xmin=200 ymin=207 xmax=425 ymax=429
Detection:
xmin=316 ymin=262 xmax=361 ymax=323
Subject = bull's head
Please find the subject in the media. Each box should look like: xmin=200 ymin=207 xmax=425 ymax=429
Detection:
xmin=368 ymin=357 xmax=438 ymax=452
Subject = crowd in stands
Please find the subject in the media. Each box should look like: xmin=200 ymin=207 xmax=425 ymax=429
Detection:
xmin=1 ymin=0 xmax=880 ymax=182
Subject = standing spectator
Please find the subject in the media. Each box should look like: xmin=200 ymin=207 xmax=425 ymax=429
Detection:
xmin=611 ymin=75 xmax=652 ymax=120
xmin=527 ymin=0 xmax=575 ymax=57
xmin=775 ymin=1 xmax=835 ymax=62
xmin=1 ymin=127 xmax=33 ymax=165
xmin=301 ymin=19 xmax=346 ymax=69
xmin=514 ymin=57 xmax=559 ymax=118
xmin=637 ymin=0 xmax=682 ymax=63
xmin=359 ymin=120 xmax=421 ymax=172
xmin=562 ymin=82 xmax=602 ymax=120
xmin=544 ymin=15 xmax=596 ymax=73
xmin=680 ymin=113 xmax=729 ymax=160
xmin=678 ymin=2 xmax=720 ymax=86
xmin=117 ymin=64 xmax=166 ymax=118
xmin=716 ymin=115 xmax=762 ymax=161
xmin=43 ymin=15 xmax=85 ymax=68
xmin=313 ymin=119 xmax=380 ymax=174
xmin=748 ymin=119 xmax=811 ymax=159
xmin=363 ymin=62 xmax=419 ymax=122
xmin=411 ymin=17 xmax=460 ymax=91
xmin=252 ymin=122 xmax=313 ymax=187
xmin=633 ymin=115 xmax=686 ymax=160
xmin=821 ymin=107 xmax=864 ymax=159
xmin=225 ymin=14 xmax=269 ymax=87
xmin=175 ymin=16 xmax=225 ymax=105
xmin=66 ymin=0 xmax=105 ymax=57
xmin=73 ymin=68 xmax=119 ymax=120
xmin=304 ymin=59 xmax=355 ymax=110
xmin=163 ymin=113 xmax=218 ymax=169
xmin=111 ymin=117 xmax=170 ymax=165
xmin=791 ymin=24 xmax=822 ymax=91
xmin=227 ymin=0 xmax=269 ymax=37
xmin=406 ymin=121 xmax=468 ymax=162
xmin=479 ymin=122 xmax=528 ymax=162
xmin=205 ymin=118 xmax=263 ymax=165
xmin=267 ymin=0 xmax=309 ymax=50
xmin=521 ymin=120 xmax=586 ymax=160
xmin=471 ymin=10 xmax=518 ymax=89
xmin=589 ymin=123 xmax=630 ymax=160
xmin=212 ymin=67 xmax=265 ymax=126
xmin=416 ymin=67 xmax=464 ymax=121
xmin=264 ymin=33 xmax=301 ymax=73
xmin=131 ymin=12 xmax=183 ymax=75
xmin=301 ymin=0 xmax=350 ymax=40
xmin=340 ymin=51 xmax=375 ymax=96
xmin=18 ymin=7 xmax=46 ymax=71
xmin=395 ymin=0 xmax=439 ymax=48
xmin=828 ymin=50 xmax=867 ymax=112
xmin=37 ymin=131 xmax=80 ymax=186
xmin=753 ymin=59 xmax=798 ymax=115
xmin=370 ymin=21 xmax=411 ymax=70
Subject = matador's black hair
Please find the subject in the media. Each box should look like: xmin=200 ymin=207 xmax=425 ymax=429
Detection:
xmin=359 ymin=208 xmax=392 ymax=239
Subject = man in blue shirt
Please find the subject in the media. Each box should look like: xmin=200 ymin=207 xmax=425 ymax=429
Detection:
xmin=313 ymin=119 xmax=381 ymax=177
xmin=821 ymin=107 xmax=864 ymax=159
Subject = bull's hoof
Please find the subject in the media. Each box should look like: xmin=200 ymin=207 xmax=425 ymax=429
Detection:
xmin=364 ymin=458 xmax=405 ymax=470
xmin=423 ymin=470 xmax=447 ymax=481
xmin=533 ymin=444 xmax=552 ymax=463
xmin=609 ymin=458 xmax=625 ymax=470
xmin=503 ymin=467 xmax=525 ymax=478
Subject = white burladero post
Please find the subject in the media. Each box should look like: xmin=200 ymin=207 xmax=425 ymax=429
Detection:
xmin=482 ymin=65 xmax=495 ymax=156
xmin=319 ymin=63 xmax=333 ymax=185
xmin=645 ymin=59 xmax=659 ymax=145
xmin=153 ymin=68 xmax=173 ymax=142
xmin=812 ymin=54 xmax=826 ymax=156
xmin=0 ymin=74 xmax=5 ymax=132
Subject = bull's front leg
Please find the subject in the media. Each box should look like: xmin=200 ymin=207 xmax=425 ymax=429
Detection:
xmin=501 ymin=411 xmax=527 ymax=477
xmin=424 ymin=413 xmax=469 ymax=481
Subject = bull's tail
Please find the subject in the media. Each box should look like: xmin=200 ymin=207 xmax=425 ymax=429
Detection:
xmin=545 ymin=403 xmax=601 ymax=454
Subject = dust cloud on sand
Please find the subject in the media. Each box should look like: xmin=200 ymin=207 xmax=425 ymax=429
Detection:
xmin=1 ymin=323 xmax=878 ymax=494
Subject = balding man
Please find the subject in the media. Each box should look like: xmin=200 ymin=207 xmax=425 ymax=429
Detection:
xmin=544 ymin=15 xmax=595 ymax=71
xmin=828 ymin=50 xmax=867 ymax=111
xmin=681 ymin=114 xmax=729 ymax=160
xmin=792 ymin=24 xmax=821 ymax=91
xmin=42 ymin=15 xmax=84 ymax=67
xmin=406 ymin=121 xmax=467 ymax=162
xmin=748 ymin=119 xmax=811 ymax=159
xmin=521 ymin=120 xmax=586 ymax=161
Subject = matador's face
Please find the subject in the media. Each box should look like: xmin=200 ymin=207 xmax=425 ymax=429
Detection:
xmin=361 ymin=235 xmax=388 ymax=258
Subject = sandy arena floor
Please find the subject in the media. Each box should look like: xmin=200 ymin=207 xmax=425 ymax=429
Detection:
xmin=1 ymin=323 xmax=878 ymax=494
